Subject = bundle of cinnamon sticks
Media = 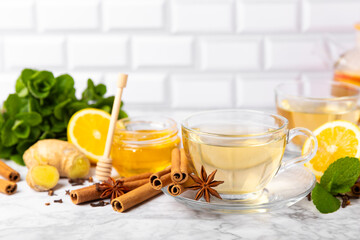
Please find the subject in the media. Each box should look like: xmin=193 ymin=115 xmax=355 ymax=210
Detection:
xmin=70 ymin=148 xmax=192 ymax=212
xmin=0 ymin=160 xmax=20 ymax=195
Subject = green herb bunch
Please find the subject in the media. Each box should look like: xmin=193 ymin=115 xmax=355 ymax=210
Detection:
xmin=0 ymin=69 xmax=127 ymax=165
xmin=311 ymin=157 xmax=360 ymax=213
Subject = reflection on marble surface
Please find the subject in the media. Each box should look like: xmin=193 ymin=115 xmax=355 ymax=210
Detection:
xmin=1 ymin=161 xmax=360 ymax=240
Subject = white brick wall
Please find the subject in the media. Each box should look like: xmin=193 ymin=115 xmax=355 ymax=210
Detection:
xmin=132 ymin=36 xmax=193 ymax=68
xmin=171 ymin=0 xmax=233 ymax=33
xmin=103 ymin=0 xmax=165 ymax=30
xmin=68 ymin=36 xmax=128 ymax=69
xmin=37 ymin=0 xmax=99 ymax=31
xmin=4 ymin=36 xmax=65 ymax=69
xmin=0 ymin=0 xmax=359 ymax=112
xmin=0 ymin=0 xmax=34 ymax=30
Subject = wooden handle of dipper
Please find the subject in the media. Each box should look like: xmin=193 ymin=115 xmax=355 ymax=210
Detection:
xmin=96 ymin=74 xmax=128 ymax=181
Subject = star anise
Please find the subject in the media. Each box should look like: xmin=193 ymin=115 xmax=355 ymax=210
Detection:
xmin=187 ymin=166 xmax=224 ymax=203
xmin=96 ymin=178 xmax=128 ymax=201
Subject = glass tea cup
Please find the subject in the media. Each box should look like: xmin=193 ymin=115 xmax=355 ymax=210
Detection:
xmin=181 ymin=110 xmax=317 ymax=200
xmin=275 ymin=81 xmax=360 ymax=147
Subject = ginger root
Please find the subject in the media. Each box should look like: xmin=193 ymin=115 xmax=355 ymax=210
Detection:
xmin=24 ymin=139 xmax=90 ymax=191
xmin=26 ymin=165 xmax=59 ymax=191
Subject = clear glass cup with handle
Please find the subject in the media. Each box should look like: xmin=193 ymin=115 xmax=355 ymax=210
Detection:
xmin=275 ymin=81 xmax=360 ymax=149
xmin=182 ymin=109 xmax=318 ymax=200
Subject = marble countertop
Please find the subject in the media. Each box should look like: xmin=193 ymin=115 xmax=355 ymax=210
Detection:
xmin=1 ymin=110 xmax=360 ymax=240
xmin=1 ymin=161 xmax=360 ymax=240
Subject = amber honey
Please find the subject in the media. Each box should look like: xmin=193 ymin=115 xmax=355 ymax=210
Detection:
xmin=111 ymin=116 xmax=180 ymax=177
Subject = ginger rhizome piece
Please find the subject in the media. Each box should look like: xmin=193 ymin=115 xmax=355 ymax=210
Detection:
xmin=26 ymin=165 xmax=59 ymax=191
xmin=23 ymin=139 xmax=90 ymax=191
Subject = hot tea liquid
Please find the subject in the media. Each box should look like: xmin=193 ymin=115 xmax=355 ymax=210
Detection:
xmin=183 ymin=124 xmax=286 ymax=195
xmin=277 ymin=99 xmax=360 ymax=132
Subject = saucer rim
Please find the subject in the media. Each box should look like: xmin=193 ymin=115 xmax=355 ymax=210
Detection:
xmin=162 ymin=165 xmax=316 ymax=211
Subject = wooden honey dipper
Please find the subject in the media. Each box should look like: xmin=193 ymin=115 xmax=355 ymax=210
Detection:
xmin=95 ymin=74 xmax=128 ymax=181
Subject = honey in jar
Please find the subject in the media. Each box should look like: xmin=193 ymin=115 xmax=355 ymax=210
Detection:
xmin=111 ymin=116 xmax=180 ymax=177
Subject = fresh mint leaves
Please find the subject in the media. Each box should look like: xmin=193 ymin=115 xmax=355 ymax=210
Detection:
xmin=320 ymin=157 xmax=360 ymax=194
xmin=311 ymin=157 xmax=360 ymax=213
xmin=1 ymin=68 xmax=128 ymax=165
xmin=312 ymin=183 xmax=340 ymax=214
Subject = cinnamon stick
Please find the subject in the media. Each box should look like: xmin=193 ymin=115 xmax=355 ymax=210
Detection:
xmin=0 ymin=160 xmax=20 ymax=182
xmin=0 ymin=179 xmax=17 ymax=195
xmin=70 ymin=178 xmax=149 ymax=204
xmin=122 ymin=178 xmax=149 ymax=191
xmin=70 ymin=185 xmax=102 ymax=205
xmin=351 ymin=178 xmax=360 ymax=196
xmin=167 ymin=176 xmax=195 ymax=196
xmin=171 ymin=148 xmax=188 ymax=184
xmin=150 ymin=173 xmax=172 ymax=190
xmin=167 ymin=183 xmax=185 ymax=197
xmin=149 ymin=166 xmax=171 ymax=185
xmin=118 ymin=172 xmax=152 ymax=182
xmin=111 ymin=183 xmax=161 ymax=213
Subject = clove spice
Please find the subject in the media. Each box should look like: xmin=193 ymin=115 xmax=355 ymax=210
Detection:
xmin=65 ymin=190 xmax=70 ymax=195
xmin=54 ymin=199 xmax=63 ymax=203
xmin=90 ymin=200 xmax=110 ymax=207
xmin=69 ymin=178 xmax=85 ymax=186
xmin=45 ymin=203 xmax=50 ymax=206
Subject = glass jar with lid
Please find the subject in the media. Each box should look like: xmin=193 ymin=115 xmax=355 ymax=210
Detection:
xmin=111 ymin=116 xmax=180 ymax=177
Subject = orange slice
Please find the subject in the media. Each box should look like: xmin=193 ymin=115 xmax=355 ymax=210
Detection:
xmin=67 ymin=108 xmax=111 ymax=164
xmin=303 ymin=120 xmax=360 ymax=180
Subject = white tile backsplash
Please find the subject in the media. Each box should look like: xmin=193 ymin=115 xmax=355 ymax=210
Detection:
xmin=0 ymin=0 xmax=34 ymax=30
xmin=237 ymin=0 xmax=298 ymax=33
xmin=37 ymin=0 xmax=99 ymax=31
xmin=171 ymin=0 xmax=233 ymax=33
xmin=4 ymin=36 xmax=65 ymax=69
xmin=105 ymin=73 xmax=166 ymax=104
xmin=0 ymin=0 xmax=358 ymax=111
xmin=237 ymin=73 xmax=300 ymax=107
xmin=68 ymin=36 xmax=128 ymax=69
xmin=200 ymin=37 xmax=262 ymax=70
xmin=171 ymin=74 xmax=233 ymax=109
xmin=303 ymin=0 xmax=360 ymax=32
xmin=265 ymin=36 xmax=329 ymax=71
xmin=132 ymin=36 xmax=193 ymax=68
xmin=103 ymin=0 xmax=165 ymax=30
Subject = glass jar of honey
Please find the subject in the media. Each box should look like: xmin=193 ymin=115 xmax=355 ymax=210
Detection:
xmin=111 ymin=116 xmax=180 ymax=177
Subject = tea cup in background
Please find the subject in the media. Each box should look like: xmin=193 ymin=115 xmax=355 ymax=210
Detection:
xmin=181 ymin=110 xmax=318 ymax=200
xmin=275 ymin=81 xmax=360 ymax=148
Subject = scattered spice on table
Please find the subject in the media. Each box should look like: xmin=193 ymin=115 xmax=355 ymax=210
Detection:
xmin=90 ymin=200 xmax=110 ymax=207
xmin=65 ymin=190 xmax=70 ymax=195
xmin=54 ymin=199 xmax=63 ymax=203
xmin=69 ymin=179 xmax=85 ymax=186
xmin=48 ymin=190 xmax=54 ymax=196
xmin=45 ymin=203 xmax=50 ymax=206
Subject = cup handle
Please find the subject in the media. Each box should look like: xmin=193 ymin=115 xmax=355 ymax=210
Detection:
xmin=280 ymin=127 xmax=318 ymax=172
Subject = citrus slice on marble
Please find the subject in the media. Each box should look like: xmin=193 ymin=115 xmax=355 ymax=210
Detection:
xmin=302 ymin=120 xmax=360 ymax=180
xmin=67 ymin=108 xmax=111 ymax=164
